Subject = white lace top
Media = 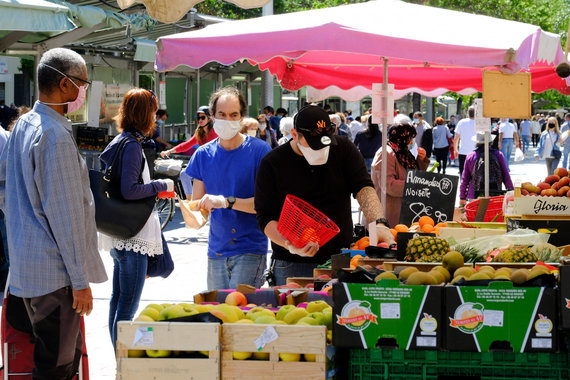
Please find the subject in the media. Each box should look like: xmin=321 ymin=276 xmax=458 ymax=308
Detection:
xmin=99 ymin=157 xmax=163 ymax=256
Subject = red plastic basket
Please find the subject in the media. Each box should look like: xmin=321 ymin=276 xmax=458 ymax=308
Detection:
xmin=464 ymin=196 xmax=504 ymax=222
xmin=277 ymin=194 xmax=340 ymax=249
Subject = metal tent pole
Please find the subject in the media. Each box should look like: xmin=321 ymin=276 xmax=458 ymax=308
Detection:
xmin=380 ymin=57 xmax=389 ymax=209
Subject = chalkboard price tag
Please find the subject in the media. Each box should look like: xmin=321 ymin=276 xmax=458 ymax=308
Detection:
xmin=399 ymin=170 xmax=459 ymax=226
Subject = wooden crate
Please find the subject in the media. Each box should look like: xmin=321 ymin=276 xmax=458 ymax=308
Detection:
xmin=382 ymin=261 xmax=474 ymax=272
xmin=221 ymin=323 xmax=327 ymax=380
xmin=472 ymin=262 xmax=560 ymax=269
xmin=313 ymin=268 xmax=333 ymax=278
xmin=356 ymin=258 xmax=397 ymax=268
xmin=116 ymin=321 xmax=221 ymax=380
xmin=286 ymin=277 xmax=317 ymax=288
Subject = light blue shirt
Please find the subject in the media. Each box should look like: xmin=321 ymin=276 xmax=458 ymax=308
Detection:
xmin=561 ymin=121 xmax=570 ymax=147
xmin=520 ymin=120 xmax=531 ymax=136
xmin=0 ymin=102 xmax=107 ymax=298
xmin=186 ymin=135 xmax=271 ymax=258
xmin=432 ymin=124 xmax=452 ymax=149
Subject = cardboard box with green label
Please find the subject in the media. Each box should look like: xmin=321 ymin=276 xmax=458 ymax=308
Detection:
xmin=445 ymin=281 xmax=557 ymax=352
xmin=333 ymin=280 xmax=443 ymax=349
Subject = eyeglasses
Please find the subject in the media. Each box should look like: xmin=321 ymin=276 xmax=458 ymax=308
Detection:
xmin=197 ymin=115 xmax=207 ymax=120
xmin=67 ymin=74 xmax=91 ymax=90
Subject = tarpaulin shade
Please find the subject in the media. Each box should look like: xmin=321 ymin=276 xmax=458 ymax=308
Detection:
xmin=155 ymin=0 xmax=569 ymax=96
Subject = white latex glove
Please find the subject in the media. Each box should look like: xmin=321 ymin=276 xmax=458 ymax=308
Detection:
xmin=376 ymin=224 xmax=396 ymax=245
xmin=199 ymin=194 xmax=227 ymax=211
xmin=158 ymin=179 xmax=174 ymax=192
xmin=285 ymin=241 xmax=319 ymax=257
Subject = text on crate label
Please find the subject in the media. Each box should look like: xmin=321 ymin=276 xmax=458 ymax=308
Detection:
xmin=532 ymin=199 xmax=569 ymax=214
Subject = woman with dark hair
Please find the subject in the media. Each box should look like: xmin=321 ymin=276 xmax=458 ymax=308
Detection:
xmin=160 ymin=106 xmax=218 ymax=157
xmin=371 ymin=120 xmax=430 ymax=227
xmin=354 ymin=116 xmax=382 ymax=173
xmin=460 ymin=132 xmax=513 ymax=205
xmin=99 ymin=88 xmax=174 ymax=350
xmin=432 ymin=117 xmax=452 ymax=174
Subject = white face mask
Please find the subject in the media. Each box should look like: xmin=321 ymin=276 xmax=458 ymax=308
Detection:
xmin=214 ymin=119 xmax=242 ymax=140
xmin=258 ymin=123 xmax=267 ymax=131
xmin=297 ymin=143 xmax=330 ymax=165
xmin=246 ymin=129 xmax=257 ymax=137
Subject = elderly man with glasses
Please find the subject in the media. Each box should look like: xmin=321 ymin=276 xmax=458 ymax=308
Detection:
xmin=0 ymin=48 xmax=107 ymax=379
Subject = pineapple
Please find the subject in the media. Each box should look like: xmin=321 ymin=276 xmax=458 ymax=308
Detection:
xmin=530 ymin=243 xmax=561 ymax=263
xmin=492 ymin=246 xmax=537 ymax=263
xmin=405 ymin=236 xmax=450 ymax=262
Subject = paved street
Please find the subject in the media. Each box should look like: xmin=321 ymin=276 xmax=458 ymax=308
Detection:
xmin=4 ymin=144 xmax=559 ymax=379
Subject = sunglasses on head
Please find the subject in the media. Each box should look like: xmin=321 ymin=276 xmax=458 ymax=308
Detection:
xmin=298 ymin=123 xmax=335 ymax=137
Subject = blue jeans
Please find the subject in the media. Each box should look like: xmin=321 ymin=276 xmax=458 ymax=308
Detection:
xmin=563 ymin=146 xmax=570 ymax=170
xmin=364 ymin=158 xmax=373 ymax=174
xmin=109 ymin=248 xmax=147 ymax=350
xmin=207 ymin=253 xmax=266 ymax=290
xmin=521 ymin=135 xmax=530 ymax=153
xmin=501 ymin=138 xmax=514 ymax=171
xmin=273 ymin=259 xmax=318 ymax=286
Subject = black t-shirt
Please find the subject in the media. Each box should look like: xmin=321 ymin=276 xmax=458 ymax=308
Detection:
xmin=254 ymin=136 xmax=373 ymax=263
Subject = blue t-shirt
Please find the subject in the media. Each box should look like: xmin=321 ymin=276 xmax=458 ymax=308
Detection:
xmin=520 ymin=120 xmax=531 ymax=136
xmin=186 ymin=135 xmax=271 ymax=258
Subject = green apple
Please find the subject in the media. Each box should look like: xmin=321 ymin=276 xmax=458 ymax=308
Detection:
xmin=276 ymin=305 xmax=296 ymax=321
xmin=145 ymin=303 xmax=164 ymax=312
xmin=296 ymin=316 xmax=319 ymax=326
xmin=322 ymin=308 xmax=333 ymax=330
xmin=307 ymin=312 xmax=326 ymax=325
xmin=282 ymin=308 xmax=308 ymax=325
xmin=246 ymin=308 xmax=275 ymax=321
xmin=306 ymin=300 xmax=331 ymax=313
xmin=176 ymin=308 xmax=199 ymax=318
xmin=304 ymin=353 xmax=317 ymax=362
xmin=213 ymin=304 xmax=239 ymax=323
xmin=145 ymin=349 xmax=171 ymax=358
xmin=158 ymin=305 xmax=183 ymax=321
xmin=139 ymin=308 xmax=160 ymax=321
xmin=236 ymin=319 xmax=254 ymax=323
xmin=253 ymin=351 xmax=269 ymax=360
xmin=255 ymin=315 xmax=277 ymax=324
xmin=134 ymin=315 xmax=154 ymax=322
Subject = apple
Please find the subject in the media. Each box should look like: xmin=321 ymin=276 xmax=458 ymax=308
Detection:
xmin=279 ymin=353 xmax=301 ymax=362
xmin=158 ymin=305 xmax=183 ymax=321
xmin=225 ymin=291 xmax=247 ymax=307
xmin=285 ymin=282 xmax=302 ymax=288
xmin=558 ymin=186 xmax=570 ymax=196
xmin=306 ymin=284 xmax=314 ymax=289
xmin=253 ymin=352 xmax=269 ymax=360
xmin=296 ymin=316 xmax=320 ymax=325
xmin=276 ymin=305 xmax=296 ymax=321
xmin=233 ymin=351 xmax=252 ymax=360
xmin=544 ymin=175 xmax=560 ymax=185
xmin=317 ymin=274 xmax=331 ymax=279
xmin=139 ymin=308 xmax=160 ymax=321
xmin=541 ymin=189 xmax=557 ymax=197
xmin=236 ymin=319 xmax=254 ymax=324
xmin=246 ymin=308 xmax=275 ymax=321
xmin=283 ymin=308 xmax=308 ymax=324
xmin=322 ymin=308 xmax=333 ymax=330
xmin=304 ymin=353 xmax=317 ymax=362
xmin=212 ymin=304 xmax=239 ymax=322
xmin=559 ymin=177 xmax=570 ymax=187
xmin=145 ymin=303 xmax=164 ymax=312
xmin=135 ymin=314 xmax=155 ymax=322
xmin=307 ymin=312 xmax=326 ymax=325
xmin=554 ymin=167 xmax=568 ymax=177
xmin=306 ymin=300 xmax=331 ymax=313
xmin=146 ymin=350 xmax=171 ymax=358
xmin=254 ymin=315 xmax=277 ymax=324
xmin=521 ymin=189 xmax=529 ymax=196
xmin=537 ymin=182 xmax=551 ymax=191
xmin=176 ymin=308 xmax=199 ymax=318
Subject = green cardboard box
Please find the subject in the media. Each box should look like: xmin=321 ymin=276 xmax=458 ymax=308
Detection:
xmin=445 ymin=282 xmax=557 ymax=352
xmin=333 ymin=280 xmax=443 ymax=350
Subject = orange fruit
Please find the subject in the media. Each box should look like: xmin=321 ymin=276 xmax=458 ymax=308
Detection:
xmin=435 ymin=222 xmax=448 ymax=228
xmin=394 ymin=224 xmax=409 ymax=233
xmin=421 ymin=224 xmax=435 ymax=233
xmin=418 ymin=216 xmax=435 ymax=227
xmin=390 ymin=229 xmax=398 ymax=240
xmin=350 ymin=254 xmax=363 ymax=268
xmin=434 ymin=226 xmax=440 ymax=235
xmin=411 ymin=222 xmax=420 ymax=227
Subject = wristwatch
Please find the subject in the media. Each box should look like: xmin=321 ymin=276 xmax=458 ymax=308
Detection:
xmin=375 ymin=218 xmax=390 ymax=228
xmin=226 ymin=196 xmax=236 ymax=210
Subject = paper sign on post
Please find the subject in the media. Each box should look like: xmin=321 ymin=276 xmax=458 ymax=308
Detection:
xmin=474 ymin=99 xmax=491 ymax=133
xmin=371 ymin=83 xmax=394 ymax=125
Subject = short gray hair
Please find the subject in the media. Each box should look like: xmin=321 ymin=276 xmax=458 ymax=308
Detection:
xmin=37 ymin=48 xmax=85 ymax=94
xmin=329 ymin=114 xmax=341 ymax=125
xmin=280 ymin=116 xmax=294 ymax=136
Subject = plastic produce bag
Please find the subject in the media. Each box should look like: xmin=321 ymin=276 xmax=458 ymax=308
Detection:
xmin=155 ymin=159 xmax=183 ymax=176
xmin=451 ymin=228 xmax=551 ymax=258
xmin=514 ymin=147 xmax=524 ymax=162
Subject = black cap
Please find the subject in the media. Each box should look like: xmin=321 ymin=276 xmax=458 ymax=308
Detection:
xmin=196 ymin=106 xmax=210 ymax=116
xmin=294 ymin=105 xmax=337 ymax=150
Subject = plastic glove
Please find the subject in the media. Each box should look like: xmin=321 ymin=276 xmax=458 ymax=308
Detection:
xmin=160 ymin=150 xmax=171 ymax=158
xmin=285 ymin=240 xmax=319 ymax=257
xmin=417 ymin=147 xmax=426 ymax=161
xmin=376 ymin=224 xmax=396 ymax=245
xmin=199 ymin=194 xmax=227 ymax=211
xmin=157 ymin=179 xmax=175 ymax=198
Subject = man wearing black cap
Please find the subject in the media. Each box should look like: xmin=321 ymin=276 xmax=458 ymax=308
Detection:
xmin=254 ymin=105 xmax=394 ymax=285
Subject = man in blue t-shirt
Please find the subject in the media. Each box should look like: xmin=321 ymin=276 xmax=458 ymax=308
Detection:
xmin=187 ymin=87 xmax=271 ymax=290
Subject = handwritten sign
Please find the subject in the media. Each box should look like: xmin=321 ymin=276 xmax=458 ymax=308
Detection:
xmin=399 ymin=170 xmax=459 ymax=226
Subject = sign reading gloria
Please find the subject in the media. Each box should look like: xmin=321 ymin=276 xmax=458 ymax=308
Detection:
xmin=399 ymin=170 xmax=459 ymax=226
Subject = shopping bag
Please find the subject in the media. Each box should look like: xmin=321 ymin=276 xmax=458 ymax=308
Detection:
xmin=514 ymin=147 xmax=524 ymax=162
xmin=179 ymin=198 xmax=209 ymax=229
